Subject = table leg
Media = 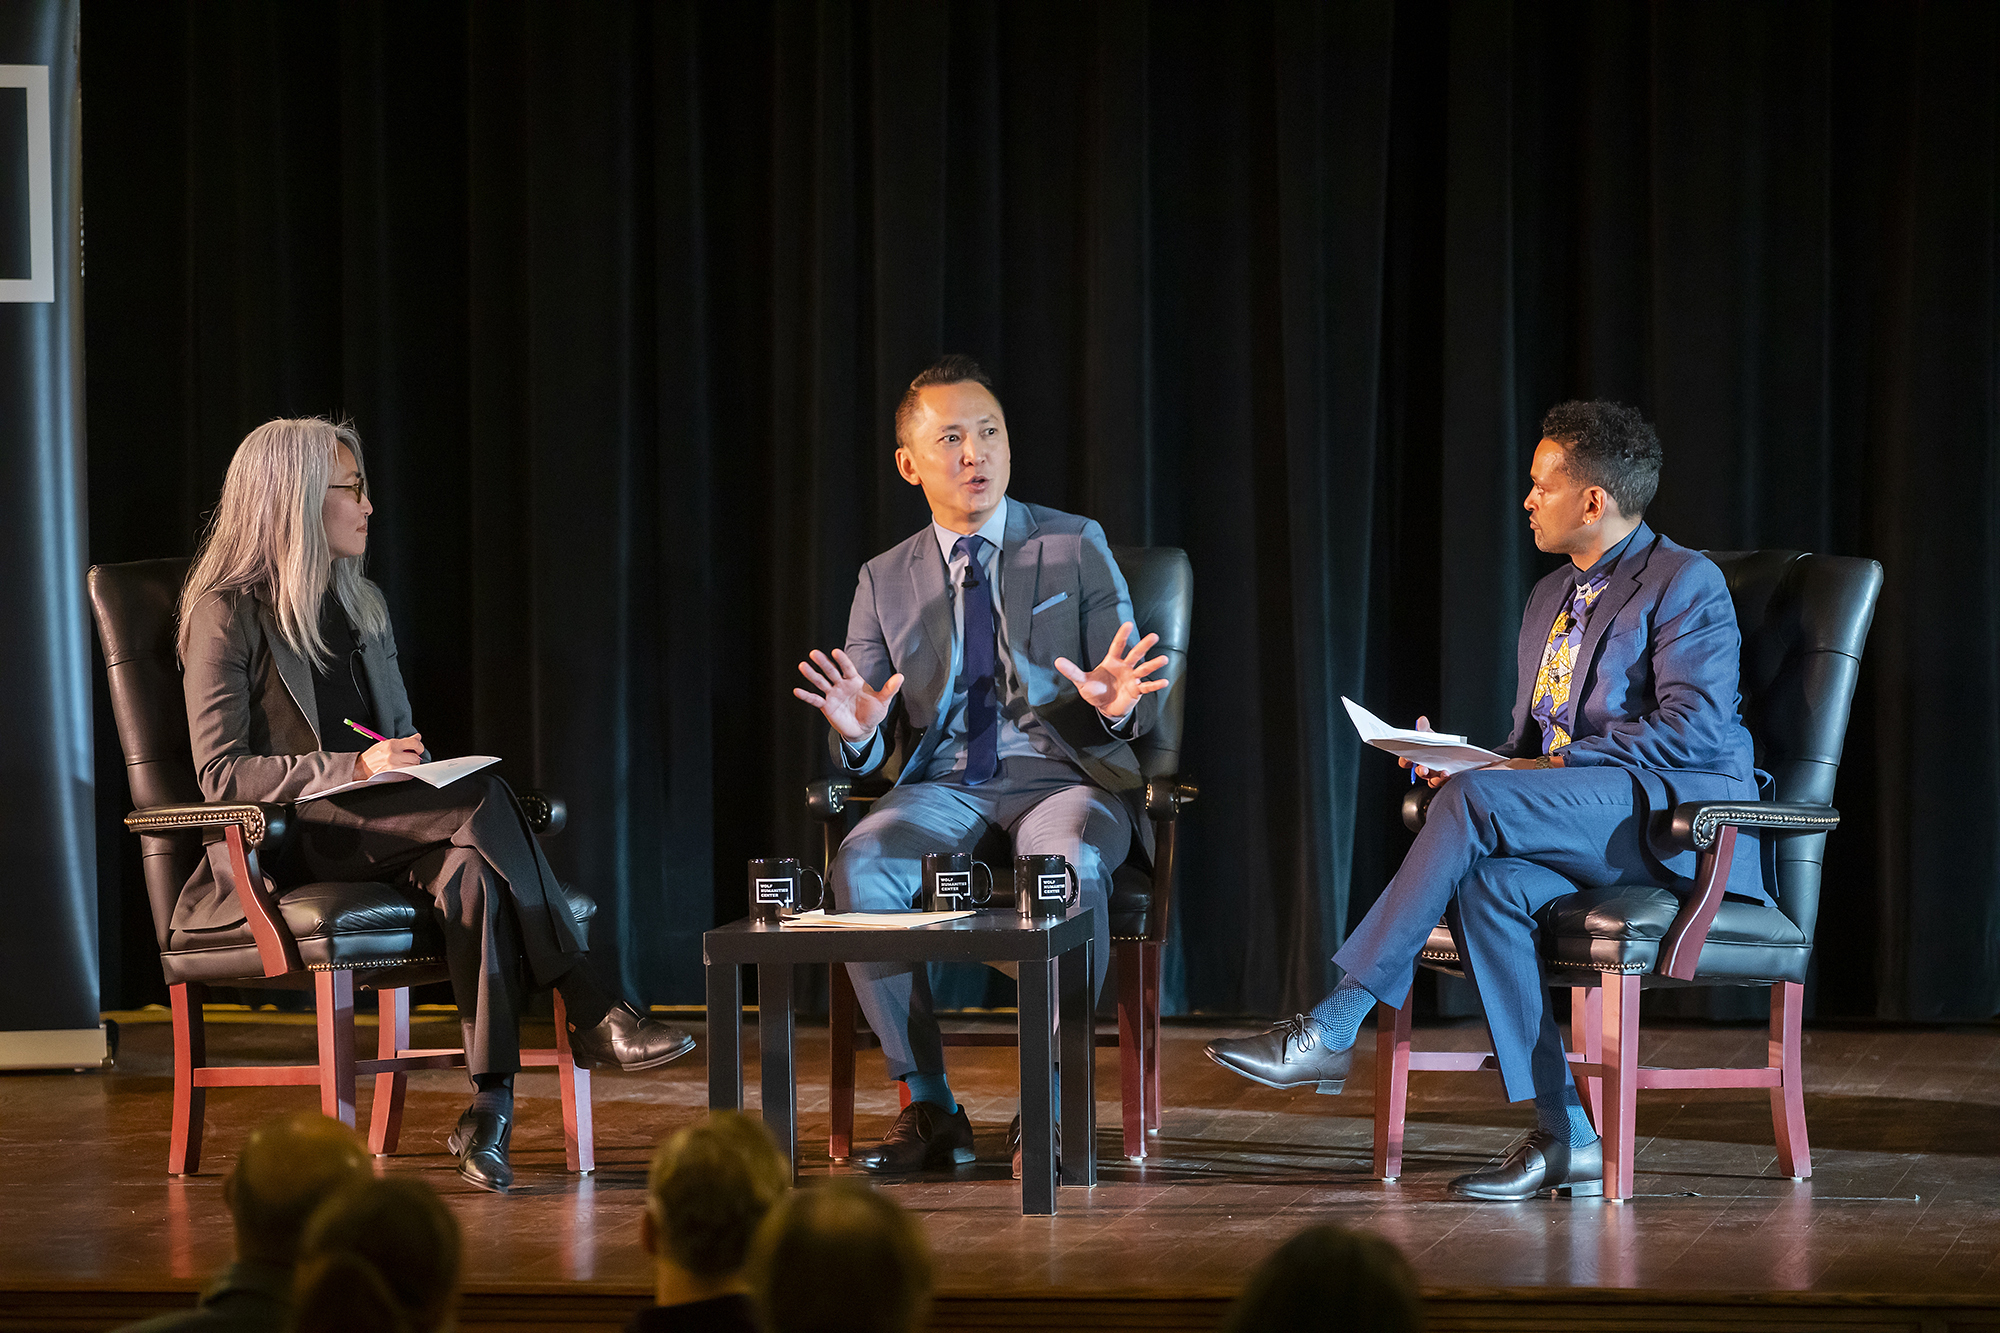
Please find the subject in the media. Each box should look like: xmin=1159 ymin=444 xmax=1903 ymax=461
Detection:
xmin=1059 ymin=937 xmax=1096 ymax=1187
xmin=1018 ymin=957 xmax=1058 ymax=1215
xmin=759 ymin=961 xmax=798 ymax=1180
xmin=706 ymin=961 xmax=742 ymax=1111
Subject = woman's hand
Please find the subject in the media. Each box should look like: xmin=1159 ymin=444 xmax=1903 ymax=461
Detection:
xmin=354 ymin=733 xmax=424 ymax=781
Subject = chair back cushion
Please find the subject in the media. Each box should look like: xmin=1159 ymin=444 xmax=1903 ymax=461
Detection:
xmin=1703 ymin=551 xmax=1882 ymax=943
xmin=88 ymin=559 xmax=202 ymax=953
xmin=1110 ymin=546 xmax=1192 ymax=781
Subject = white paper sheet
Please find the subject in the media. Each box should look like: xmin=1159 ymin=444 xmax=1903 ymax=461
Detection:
xmin=1340 ymin=697 xmax=1506 ymax=775
xmin=298 ymin=754 xmax=503 ymax=802
xmin=778 ymin=909 xmax=977 ymax=930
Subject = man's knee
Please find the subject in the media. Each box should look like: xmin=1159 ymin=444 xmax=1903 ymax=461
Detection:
xmin=830 ymin=827 xmax=917 ymax=912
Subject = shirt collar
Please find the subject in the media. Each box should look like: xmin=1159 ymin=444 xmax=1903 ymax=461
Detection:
xmin=932 ymin=495 xmax=1010 ymax=565
xmin=1576 ymin=525 xmax=1638 ymax=586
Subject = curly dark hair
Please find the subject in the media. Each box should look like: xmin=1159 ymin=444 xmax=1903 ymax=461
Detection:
xmin=1540 ymin=400 xmax=1662 ymax=519
xmin=894 ymin=353 xmax=1000 ymax=450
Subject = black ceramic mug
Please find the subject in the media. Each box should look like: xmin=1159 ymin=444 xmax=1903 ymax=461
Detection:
xmin=922 ymin=852 xmax=994 ymax=912
xmin=1014 ymin=853 xmax=1080 ymax=920
xmin=748 ymin=857 xmax=824 ymax=924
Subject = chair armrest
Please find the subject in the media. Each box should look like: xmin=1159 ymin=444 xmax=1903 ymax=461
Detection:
xmin=125 ymin=801 xmax=292 ymax=848
xmin=1664 ymin=800 xmax=1840 ymax=854
xmin=517 ymin=790 xmax=567 ymax=837
xmin=1401 ymin=783 xmax=1438 ymax=833
xmin=806 ymin=776 xmax=855 ymax=821
xmin=126 ymin=801 xmax=301 ymax=978
xmin=1145 ymin=776 xmax=1197 ymax=820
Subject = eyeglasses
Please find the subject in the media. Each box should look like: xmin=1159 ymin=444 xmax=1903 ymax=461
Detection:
xmin=328 ymin=478 xmax=369 ymax=503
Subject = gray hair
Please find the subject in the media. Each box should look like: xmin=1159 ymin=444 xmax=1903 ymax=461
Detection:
xmin=178 ymin=417 xmax=390 ymax=668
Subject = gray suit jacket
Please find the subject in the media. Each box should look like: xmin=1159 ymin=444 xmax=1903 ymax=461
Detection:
xmin=832 ymin=499 xmax=1161 ymax=857
xmin=175 ymin=586 xmax=421 ymax=931
xmin=1496 ymin=523 xmax=1768 ymax=902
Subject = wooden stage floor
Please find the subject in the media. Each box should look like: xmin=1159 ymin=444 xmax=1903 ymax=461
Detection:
xmin=5 ymin=1009 xmax=2000 ymax=1331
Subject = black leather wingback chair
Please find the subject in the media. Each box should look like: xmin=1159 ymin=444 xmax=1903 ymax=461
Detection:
xmin=89 ymin=559 xmax=597 ymax=1174
xmin=1371 ymin=550 xmax=1881 ymax=1200
xmin=809 ymin=545 xmax=1197 ymax=1161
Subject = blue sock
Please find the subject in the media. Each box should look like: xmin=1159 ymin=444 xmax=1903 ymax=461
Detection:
xmin=1536 ymin=1078 xmax=1598 ymax=1147
xmin=1303 ymin=976 xmax=1375 ymax=1050
xmin=904 ymin=1072 xmax=956 ymax=1114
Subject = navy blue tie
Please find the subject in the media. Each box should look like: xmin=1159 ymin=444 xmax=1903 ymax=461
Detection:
xmin=954 ymin=534 xmax=998 ymax=785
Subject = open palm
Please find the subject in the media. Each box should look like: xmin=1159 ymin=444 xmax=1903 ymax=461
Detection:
xmin=794 ymin=648 xmax=904 ymax=743
xmin=1054 ymin=622 xmax=1170 ymax=720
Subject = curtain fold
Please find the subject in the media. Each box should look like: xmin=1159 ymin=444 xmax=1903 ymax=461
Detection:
xmin=80 ymin=0 xmax=2000 ymax=1022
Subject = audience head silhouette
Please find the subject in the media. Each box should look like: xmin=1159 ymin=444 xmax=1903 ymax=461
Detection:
xmin=745 ymin=1179 xmax=932 ymax=1333
xmin=1219 ymin=1224 xmax=1424 ymax=1333
xmin=291 ymin=1176 xmax=462 ymax=1333
xmin=643 ymin=1111 xmax=791 ymax=1304
xmin=223 ymin=1110 xmax=370 ymax=1268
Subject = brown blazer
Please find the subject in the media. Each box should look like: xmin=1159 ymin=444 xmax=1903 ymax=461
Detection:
xmin=175 ymin=586 xmax=421 ymax=932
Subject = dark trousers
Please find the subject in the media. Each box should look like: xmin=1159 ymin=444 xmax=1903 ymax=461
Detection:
xmin=280 ymin=771 xmax=586 ymax=1076
xmin=1332 ymin=765 xmax=1670 ymax=1102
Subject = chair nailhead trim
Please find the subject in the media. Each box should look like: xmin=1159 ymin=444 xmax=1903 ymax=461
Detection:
xmin=1688 ymin=806 xmax=1839 ymax=849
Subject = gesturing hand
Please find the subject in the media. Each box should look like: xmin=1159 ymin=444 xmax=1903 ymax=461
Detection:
xmin=793 ymin=648 xmax=905 ymax=744
xmin=1054 ymin=621 xmax=1170 ymax=721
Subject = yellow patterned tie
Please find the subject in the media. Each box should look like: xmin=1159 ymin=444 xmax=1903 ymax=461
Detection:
xmin=1529 ymin=575 xmax=1609 ymax=755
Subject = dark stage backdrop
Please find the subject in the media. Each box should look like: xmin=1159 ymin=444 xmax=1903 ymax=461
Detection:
xmin=80 ymin=1 xmax=1997 ymax=1022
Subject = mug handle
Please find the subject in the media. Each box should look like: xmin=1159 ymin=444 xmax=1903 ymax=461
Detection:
xmin=1065 ymin=865 xmax=1081 ymax=907
xmin=970 ymin=861 xmax=994 ymax=906
xmin=800 ymin=866 xmax=825 ymax=912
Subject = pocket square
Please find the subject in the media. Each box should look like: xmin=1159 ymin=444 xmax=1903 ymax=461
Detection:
xmin=1032 ymin=592 xmax=1069 ymax=615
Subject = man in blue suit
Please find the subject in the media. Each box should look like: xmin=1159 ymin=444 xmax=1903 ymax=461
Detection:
xmin=793 ymin=355 xmax=1169 ymax=1175
xmin=1207 ymin=400 xmax=1764 ymax=1199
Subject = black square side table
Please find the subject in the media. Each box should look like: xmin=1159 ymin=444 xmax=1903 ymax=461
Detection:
xmin=703 ymin=906 xmax=1096 ymax=1216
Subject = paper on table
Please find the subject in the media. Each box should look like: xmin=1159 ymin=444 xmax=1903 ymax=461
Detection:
xmin=299 ymin=754 xmax=502 ymax=802
xmin=779 ymin=909 xmax=977 ymax=930
xmin=1341 ymin=696 xmax=1506 ymax=776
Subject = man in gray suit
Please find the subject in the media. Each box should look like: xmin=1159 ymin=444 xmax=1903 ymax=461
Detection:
xmin=793 ymin=355 xmax=1169 ymax=1173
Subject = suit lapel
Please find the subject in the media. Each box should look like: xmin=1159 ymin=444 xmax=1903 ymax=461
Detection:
xmin=999 ymin=499 xmax=1041 ymax=658
xmin=1572 ymin=523 xmax=1658 ymax=704
xmin=907 ymin=535 xmax=956 ymax=729
xmin=1517 ymin=570 xmax=1569 ymax=712
xmin=259 ymin=596 xmax=322 ymax=749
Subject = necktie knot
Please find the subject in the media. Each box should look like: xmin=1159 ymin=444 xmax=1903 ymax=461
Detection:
xmin=954 ymin=534 xmax=986 ymax=576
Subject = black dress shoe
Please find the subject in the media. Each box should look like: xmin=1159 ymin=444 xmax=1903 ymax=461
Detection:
xmin=1205 ymin=1015 xmax=1353 ymax=1093
xmin=1006 ymin=1113 xmax=1061 ymax=1181
xmin=1449 ymin=1130 xmax=1604 ymax=1200
xmin=566 ymin=1004 xmax=696 ymax=1072
xmin=855 ymin=1102 xmax=976 ymax=1172
xmin=448 ymin=1107 xmax=513 ymax=1194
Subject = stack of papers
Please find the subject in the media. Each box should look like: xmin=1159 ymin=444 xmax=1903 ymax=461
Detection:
xmin=1341 ymin=698 xmax=1506 ymax=776
xmin=779 ymin=910 xmax=976 ymax=929
xmin=300 ymin=755 xmax=502 ymax=802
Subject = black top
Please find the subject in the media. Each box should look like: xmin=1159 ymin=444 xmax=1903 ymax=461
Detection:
xmin=310 ymin=591 xmax=376 ymax=752
xmin=623 ymin=1295 xmax=759 ymax=1333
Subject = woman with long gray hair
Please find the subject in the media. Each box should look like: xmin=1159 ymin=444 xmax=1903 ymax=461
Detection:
xmin=177 ymin=417 xmax=694 ymax=1193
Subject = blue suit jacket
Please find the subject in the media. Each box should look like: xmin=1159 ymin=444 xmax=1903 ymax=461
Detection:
xmin=1497 ymin=523 xmax=1769 ymax=903
xmin=832 ymin=499 xmax=1160 ymax=857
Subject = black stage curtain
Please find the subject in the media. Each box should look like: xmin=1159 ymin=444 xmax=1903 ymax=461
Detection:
xmin=80 ymin=1 xmax=1997 ymax=1022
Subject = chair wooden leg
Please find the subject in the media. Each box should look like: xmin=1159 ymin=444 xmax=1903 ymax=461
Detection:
xmin=1600 ymin=973 xmax=1640 ymax=1200
xmin=829 ymin=965 xmax=857 ymax=1162
xmin=1571 ymin=985 xmax=1603 ymax=1133
xmin=553 ymin=991 xmax=595 ymax=1174
xmin=1117 ymin=941 xmax=1149 ymax=1158
xmin=315 ymin=971 xmax=358 ymax=1127
xmin=1372 ymin=983 xmax=1415 ymax=1181
xmin=168 ymin=983 xmax=206 ymax=1176
xmin=1769 ymin=980 xmax=1811 ymax=1179
xmin=369 ymin=987 xmax=411 ymax=1156
xmin=1143 ymin=942 xmax=1163 ymax=1132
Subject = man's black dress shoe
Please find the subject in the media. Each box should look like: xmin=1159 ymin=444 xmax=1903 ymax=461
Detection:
xmin=448 ymin=1107 xmax=513 ymax=1194
xmin=566 ymin=1004 xmax=696 ymax=1072
xmin=1449 ymin=1130 xmax=1604 ymax=1200
xmin=855 ymin=1101 xmax=976 ymax=1172
xmin=1204 ymin=1015 xmax=1353 ymax=1093
xmin=1005 ymin=1113 xmax=1061 ymax=1181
